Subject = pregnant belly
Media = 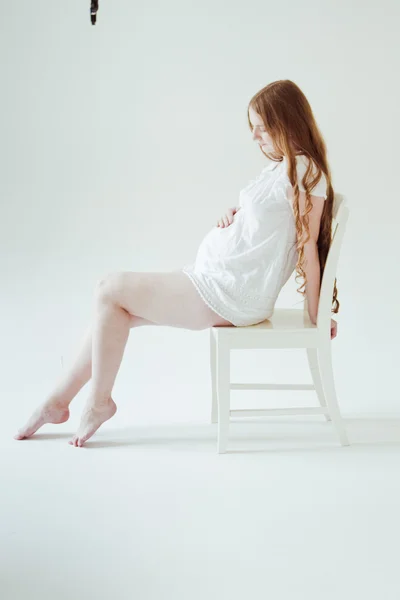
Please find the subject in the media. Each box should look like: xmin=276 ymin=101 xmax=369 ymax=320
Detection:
xmin=196 ymin=219 xmax=242 ymax=267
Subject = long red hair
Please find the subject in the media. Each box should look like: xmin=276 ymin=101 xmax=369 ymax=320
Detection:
xmin=247 ymin=79 xmax=339 ymax=314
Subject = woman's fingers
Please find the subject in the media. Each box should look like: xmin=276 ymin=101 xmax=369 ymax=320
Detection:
xmin=217 ymin=210 xmax=235 ymax=227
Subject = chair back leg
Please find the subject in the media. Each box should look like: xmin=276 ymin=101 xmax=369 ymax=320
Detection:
xmin=317 ymin=342 xmax=350 ymax=446
xmin=306 ymin=347 xmax=331 ymax=422
xmin=217 ymin=340 xmax=230 ymax=454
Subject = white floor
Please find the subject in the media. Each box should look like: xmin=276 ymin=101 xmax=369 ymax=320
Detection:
xmin=2 ymin=414 xmax=400 ymax=600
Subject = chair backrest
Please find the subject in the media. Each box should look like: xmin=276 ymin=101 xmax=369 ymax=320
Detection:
xmin=304 ymin=193 xmax=350 ymax=332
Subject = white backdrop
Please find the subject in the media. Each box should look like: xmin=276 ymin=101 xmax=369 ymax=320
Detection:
xmin=1 ymin=0 xmax=399 ymax=434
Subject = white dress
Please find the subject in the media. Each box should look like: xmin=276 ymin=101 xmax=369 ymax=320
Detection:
xmin=181 ymin=154 xmax=328 ymax=327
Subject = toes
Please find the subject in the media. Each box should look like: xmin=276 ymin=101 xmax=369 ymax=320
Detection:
xmin=69 ymin=436 xmax=84 ymax=447
xmin=14 ymin=427 xmax=35 ymax=440
xmin=14 ymin=419 xmax=44 ymax=440
xmin=22 ymin=428 xmax=34 ymax=438
xmin=78 ymin=434 xmax=91 ymax=446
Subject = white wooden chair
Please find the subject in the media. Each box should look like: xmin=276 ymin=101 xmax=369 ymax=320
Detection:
xmin=210 ymin=193 xmax=350 ymax=453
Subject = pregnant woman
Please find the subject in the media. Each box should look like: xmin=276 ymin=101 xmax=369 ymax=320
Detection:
xmin=14 ymin=79 xmax=339 ymax=447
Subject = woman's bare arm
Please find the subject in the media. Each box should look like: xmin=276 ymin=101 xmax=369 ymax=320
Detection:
xmin=303 ymin=244 xmax=321 ymax=324
xmin=296 ymin=191 xmax=325 ymax=325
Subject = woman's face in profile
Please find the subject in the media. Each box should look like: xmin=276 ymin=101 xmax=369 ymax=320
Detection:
xmin=248 ymin=106 xmax=275 ymax=154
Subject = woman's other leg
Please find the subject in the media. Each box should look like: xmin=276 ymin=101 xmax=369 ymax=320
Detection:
xmin=51 ymin=314 xmax=157 ymax=407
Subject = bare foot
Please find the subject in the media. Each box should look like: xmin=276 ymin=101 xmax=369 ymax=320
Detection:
xmin=14 ymin=399 xmax=70 ymax=440
xmin=69 ymin=397 xmax=117 ymax=447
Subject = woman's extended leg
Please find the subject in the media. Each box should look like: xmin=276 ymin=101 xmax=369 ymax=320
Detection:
xmin=15 ymin=270 xmax=232 ymax=445
xmin=68 ymin=270 xmax=232 ymax=447
xmin=14 ymin=315 xmax=156 ymax=441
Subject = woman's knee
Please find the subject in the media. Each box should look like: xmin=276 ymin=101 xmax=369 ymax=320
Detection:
xmin=95 ymin=271 xmax=125 ymax=302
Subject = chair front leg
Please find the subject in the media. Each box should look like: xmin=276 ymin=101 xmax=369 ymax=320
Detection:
xmin=217 ymin=340 xmax=230 ymax=454
xmin=210 ymin=329 xmax=218 ymax=424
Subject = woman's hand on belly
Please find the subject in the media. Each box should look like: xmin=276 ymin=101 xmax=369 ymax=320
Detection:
xmin=216 ymin=206 xmax=241 ymax=228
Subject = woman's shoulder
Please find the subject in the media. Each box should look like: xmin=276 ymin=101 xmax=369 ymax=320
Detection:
xmin=293 ymin=154 xmax=328 ymax=199
xmin=294 ymin=153 xmax=325 ymax=174
xmin=294 ymin=153 xmax=316 ymax=169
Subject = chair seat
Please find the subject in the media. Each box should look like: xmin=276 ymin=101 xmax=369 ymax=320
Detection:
xmin=212 ymin=308 xmax=320 ymax=349
xmin=241 ymin=308 xmax=316 ymax=331
xmin=212 ymin=308 xmax=317 ymax=333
